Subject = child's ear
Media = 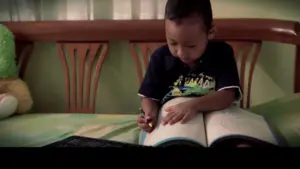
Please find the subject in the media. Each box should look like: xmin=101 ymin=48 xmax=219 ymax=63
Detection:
xmin=208 ymin=24 xmax=215 ymax=40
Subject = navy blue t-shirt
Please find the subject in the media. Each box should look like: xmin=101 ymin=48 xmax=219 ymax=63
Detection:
xmin=138 ymin=40 xmax=242 ymax=105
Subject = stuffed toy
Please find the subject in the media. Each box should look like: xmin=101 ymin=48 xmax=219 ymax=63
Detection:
xmin=0 ymin=24 xmax=33 ymax=120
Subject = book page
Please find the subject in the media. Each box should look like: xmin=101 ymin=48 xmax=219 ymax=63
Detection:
xmin=143 ymin=97 xmax=207 ymax=147
xmin=205 ymin=106 xmax=278 ymax=147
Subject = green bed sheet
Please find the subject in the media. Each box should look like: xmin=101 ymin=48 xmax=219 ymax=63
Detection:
xmin=0 ymin=113 xmax=140 ymax=147
xmin=249 ymin=93 xmax=300 ymax=147
xmin=1 ymin=93 xmax=300 ymax=147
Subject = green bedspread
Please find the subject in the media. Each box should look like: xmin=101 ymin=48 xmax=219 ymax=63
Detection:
xmin=249 ymin=93 xmax=300 ymax=147
xmin=0 ymin=113 xmax=140 ymax=147
xmin=1 ymin=93 xmax=300 ymax=147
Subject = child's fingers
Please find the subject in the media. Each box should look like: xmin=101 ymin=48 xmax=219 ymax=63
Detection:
xmin=136 ymin=116 xmax=147 ymax=124
xmin=138 ymin=122 xmax=148 ymax=129
xmin=169 ymin=113 xmax=184 ymax=125
xmin=138 ymin=122 xmax=152 ymax=132
xmin=162 ymin=112 xmax=176 ymax=125
xmin=137 ymin=116 xmax=155 ymax=132
xmin=181 ymin=112 xmax=196 ymax=124
xmin=180 ymin=114 xmax=190 ymax=124
xmin=145 ymin=116 xmax=152 ymax=120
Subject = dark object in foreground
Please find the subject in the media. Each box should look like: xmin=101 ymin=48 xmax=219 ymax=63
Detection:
xmin=157 ymin=140 xmax=204 ymax=148
xmin=44 ymin=136 xmax=146 ymax=148
xmin=45 ymin=136 xmax=203 ymax=148
xmin=45 ymin=135 xmax=279 ymax=148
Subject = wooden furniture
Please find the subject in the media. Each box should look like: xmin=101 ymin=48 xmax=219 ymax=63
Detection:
xmin=1 ymin=18 xmax=299 ymax=112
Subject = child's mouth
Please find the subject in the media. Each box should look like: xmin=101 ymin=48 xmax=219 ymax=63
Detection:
xmin=181 ymin=59 xmax=193 ymax=64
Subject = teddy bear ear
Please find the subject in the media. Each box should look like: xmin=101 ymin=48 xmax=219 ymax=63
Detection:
xmin=0 ymin=24 xmax=19 ymax=79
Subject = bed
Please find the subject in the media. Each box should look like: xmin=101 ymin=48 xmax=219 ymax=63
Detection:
xmin=0 ymin=18 xmax=299 ymax=147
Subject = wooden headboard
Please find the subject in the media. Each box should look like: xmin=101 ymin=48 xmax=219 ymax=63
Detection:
xmin=1 ymin=18 xmax=299 ymax=113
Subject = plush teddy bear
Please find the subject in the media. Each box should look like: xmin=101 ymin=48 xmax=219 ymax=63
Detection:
xmin=0 ymin=24 xmax=33 ymax=120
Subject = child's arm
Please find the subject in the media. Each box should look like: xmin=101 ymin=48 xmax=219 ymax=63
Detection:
xmin=137 ymin=47 xmax=169 ymax=131
xmin=137 ymin=97 xmax=159 ymax=132
xmin=141 ymin=97 xmax=159 ymax=118
xmin=138 ymin=48 xmax=166 ymax=108
xmin=187 ymin=88 xmax=236 ymax=112
xmin=189 ymin=42 xmax=241 ymax=112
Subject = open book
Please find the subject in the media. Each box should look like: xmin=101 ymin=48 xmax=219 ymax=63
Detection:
xmin=139 ymin=97 xmax=279 ymax=147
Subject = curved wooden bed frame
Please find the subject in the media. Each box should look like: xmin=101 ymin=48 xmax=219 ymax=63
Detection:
xmin=1 ymin=18 xmax=299 ymax=113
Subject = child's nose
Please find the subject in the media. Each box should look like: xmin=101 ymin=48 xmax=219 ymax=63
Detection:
xmin=176 ymin=48 xmax=186 ymax=58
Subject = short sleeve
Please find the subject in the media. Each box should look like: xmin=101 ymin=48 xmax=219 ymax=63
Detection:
xmin=138 ymin=48 xmax=168 ymax=101
xmin=215 ymin=43 xmax=243 ymax=101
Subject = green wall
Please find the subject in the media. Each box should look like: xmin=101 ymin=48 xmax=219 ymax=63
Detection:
xmin=24 ymin=0 xmax=300 ymax=113
xmin=212 ymin=0 xmax=300 ymax=95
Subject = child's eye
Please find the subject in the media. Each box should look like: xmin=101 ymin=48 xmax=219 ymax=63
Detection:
xmin=186 ymin=45 xmax=196 ymax=48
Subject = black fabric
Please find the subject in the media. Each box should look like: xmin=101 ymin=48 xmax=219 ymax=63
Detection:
xmin=209 ymin=135 xmax=279 ymax=148
xmin=157 ymin=140 xmax=204 ymax=148
xmin=138 ymin=40 xmax=241 ymax=105
xmin=44 ymin=136 xmax=146 ymax=148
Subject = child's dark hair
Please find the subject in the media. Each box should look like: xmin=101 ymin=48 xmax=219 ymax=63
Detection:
xmin=165 ymin=0 xmax=213 ymax=32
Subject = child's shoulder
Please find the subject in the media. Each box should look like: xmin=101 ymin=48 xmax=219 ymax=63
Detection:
xmin=150 ymin=44 xmax=174 ymax=61
xmin=152 ymin=44 xmax=172 ymax=57
xmin=204 ymin=40 xmax=234 ymax=61
xmin=207 ymin=40 xmax=233 ymax=52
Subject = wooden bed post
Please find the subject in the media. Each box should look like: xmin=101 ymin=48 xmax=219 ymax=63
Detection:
xmin=15 ymin=41 xmax=34 ymax=79
xmin=57 ymin=43 xmax=109 ymax=113
xmin=295 ymin=45 xmax=300 ymax=93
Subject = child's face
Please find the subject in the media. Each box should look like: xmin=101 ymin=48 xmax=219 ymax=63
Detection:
xmin=165 ymin=17 xmax=209 ymax=65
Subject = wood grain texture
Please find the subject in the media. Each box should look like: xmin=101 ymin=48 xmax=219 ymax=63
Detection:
xmin=1 ymin=19 xmax=299 ymax=44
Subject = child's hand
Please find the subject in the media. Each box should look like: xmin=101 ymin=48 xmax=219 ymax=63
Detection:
xmin=162 ymin=101 xmax=198 ymax=125
xmin=137 ymin=111 xmax=157 ymax=133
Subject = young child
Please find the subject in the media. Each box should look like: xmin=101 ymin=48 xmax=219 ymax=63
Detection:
xmin=137 ymin=0 xmax=242 ymax=133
